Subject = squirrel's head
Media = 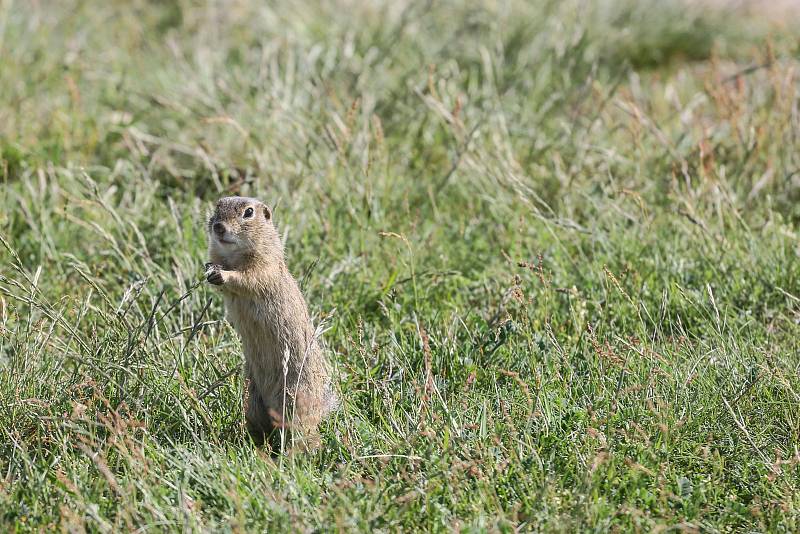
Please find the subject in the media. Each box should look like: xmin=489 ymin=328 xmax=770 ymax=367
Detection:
xmin=207 ymin=196 xmax=283 ymax=265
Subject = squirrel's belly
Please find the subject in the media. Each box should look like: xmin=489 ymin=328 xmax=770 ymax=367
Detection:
xmin=223 ymin=295 xmax=284 ymax=368
xmin=222 ymin=294 xmax=331 ymax=408
xmin=224 ymin=297 xmax=276 ymax=350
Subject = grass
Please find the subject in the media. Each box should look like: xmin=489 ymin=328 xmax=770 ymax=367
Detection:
xmin=1 ymin=0 xmax=800 ymax=531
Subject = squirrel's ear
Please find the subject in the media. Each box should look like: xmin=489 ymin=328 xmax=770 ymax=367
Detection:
xmin=263 ymin=205 xmax=272 ymax=221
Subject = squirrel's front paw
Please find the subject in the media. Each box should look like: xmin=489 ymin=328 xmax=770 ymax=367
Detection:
xmin=205 ymin=263 xmax=224 ymax=285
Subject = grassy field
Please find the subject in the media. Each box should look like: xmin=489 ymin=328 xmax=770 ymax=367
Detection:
xmin=2 ymin=0 xmax=800 ymax=531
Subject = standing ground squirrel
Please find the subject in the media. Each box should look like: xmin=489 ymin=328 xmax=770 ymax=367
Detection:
xmin=204 ymin=196 xmax=337 ymax=449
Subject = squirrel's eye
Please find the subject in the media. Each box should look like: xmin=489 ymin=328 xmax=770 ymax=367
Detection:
xmin=243 ymin=207 xmax=254 ymax=219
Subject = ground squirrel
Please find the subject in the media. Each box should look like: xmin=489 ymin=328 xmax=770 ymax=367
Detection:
xmin=204 ymin=196 xmax=337 ymax=449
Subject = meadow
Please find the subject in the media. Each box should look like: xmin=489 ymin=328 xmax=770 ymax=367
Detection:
xmin=1 ymin=0 xmax=800 ymax=531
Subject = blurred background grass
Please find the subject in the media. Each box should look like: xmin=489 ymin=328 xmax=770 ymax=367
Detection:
xmin=1 ymin=0 xmax=800 ymax=531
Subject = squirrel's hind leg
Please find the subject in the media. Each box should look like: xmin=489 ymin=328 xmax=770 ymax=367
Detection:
xmin=244 ymin=377 xmax=278 ymax=447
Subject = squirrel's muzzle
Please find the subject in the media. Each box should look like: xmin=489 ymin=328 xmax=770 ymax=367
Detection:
xmin=213 ymin=221 xmax=227 ymax=236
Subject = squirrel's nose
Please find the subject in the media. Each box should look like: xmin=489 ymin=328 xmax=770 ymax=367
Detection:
xmin=213 ymin=222 xmax=226 ymax=236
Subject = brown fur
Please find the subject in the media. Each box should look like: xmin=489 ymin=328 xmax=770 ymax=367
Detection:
xmin=205 ymin=196 xmax=337 ymax=450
